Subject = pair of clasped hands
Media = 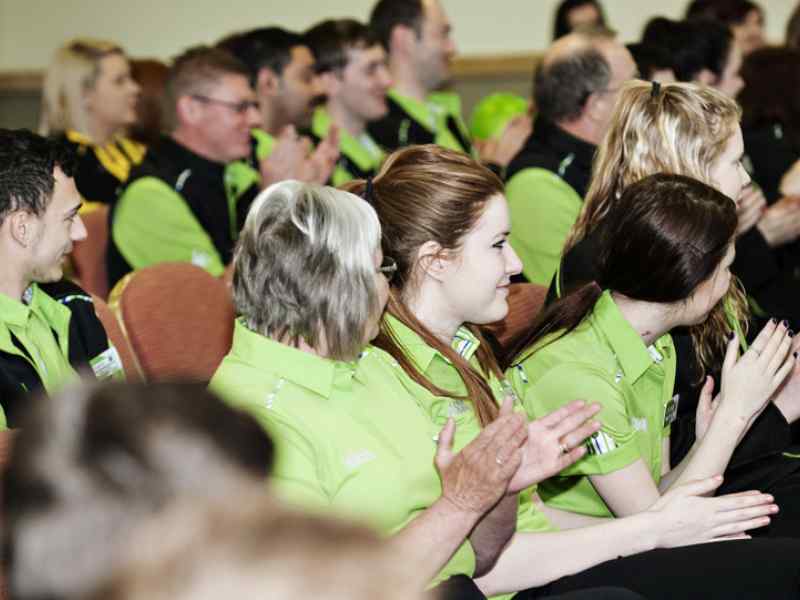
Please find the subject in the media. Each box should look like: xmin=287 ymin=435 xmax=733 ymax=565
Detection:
xmin=259 ymin=124 xmax=341 ymax=187
xmin=435 ymin=319 xmax=798 ymax=547
xmin=738 ymin=168 xmax=800 ymax=247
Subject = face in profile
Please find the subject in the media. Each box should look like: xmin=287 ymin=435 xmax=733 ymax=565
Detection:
xmin=84 ymin=53 xmax=140 ymax=134
xmin=436 ymin=194 xmax=522 ymax=326
xmin=364 ymin=248 xmax=391 ymax=344
xmin=414 ymin=0 xmax=457 ymax=90
xmin=26 ymin=167 xmax=87 ymax=284
xmin=338 ymin=44 xmax=392 ymax=123
xmin=709 ymin=126 xmax=751 ymax=203
xmin=278 ymin=45 xmax=325 ymax=129
xmin=679 ymin=243 xmax=736 ymax=326
xmin=733 ymin=8 xmax=766 ymax=56
xmin=567 ymin=2 xmax=602 ymax=31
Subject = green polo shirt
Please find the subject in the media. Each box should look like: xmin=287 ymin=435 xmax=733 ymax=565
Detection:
xmin=505 ymin=168 xmax=583 ymax=285
xmin=0 ymin=284 xmax=79 ymax=406
xmin=376 ymin=317 xmax=555 ymax=535
xmin=311 ymin=108 xmax=385 ymax=186
xmin=389 ymin=89 xmax=472 ymax=154
xmin=223 ymin=128 xmax=273 ymax=218
xmin=209 ymin=319 xmax=476 ymax=586
xmin=510 ymin=291 xmax=676 ymax=518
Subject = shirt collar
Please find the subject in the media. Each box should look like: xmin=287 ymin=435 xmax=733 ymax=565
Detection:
xmin=157 ymin=135 xmax=227 ymax=179
xmin=528 ymin=116 xmax=597 ymax=169
xmin=0 ymin=286 xmax=32 ymax=327
xmin=590 ymin=291 xmax=670 ymax=384
xmin=384 ymin=314 xmax=481 ymax=374
xmin=312 ymin=108 xmax=384 ymax=169
xmin=230 ymin=319 xmax=353 ymax=398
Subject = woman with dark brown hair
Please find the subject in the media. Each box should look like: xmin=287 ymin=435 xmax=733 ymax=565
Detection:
xmin=354 ymin=144 xmax=800 ymax=599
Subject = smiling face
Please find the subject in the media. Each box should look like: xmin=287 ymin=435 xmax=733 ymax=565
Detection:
xmin=709 ymin=126 xmax=751 ymax=203
xmin=26 ymin=166 xmax=87 ymax=284
xmin=336 ymin=44 xmax=392 ymax=123
xmin=84 ymin=53 xmax=140 ymax=135
xmin=436 ymin=194 xmax=523 ymax=325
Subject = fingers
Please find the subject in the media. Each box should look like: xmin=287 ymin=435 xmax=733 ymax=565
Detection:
xmin=498 ymin=394 xmax=515 ymax=417
xmin=558 ymin=420 xmax=601 ymax=455
xmin=711 ymin=490 xmax=775 ymax=513
xmin=434 ymin=418 xmax=456 ymax=470
xmin=536 ymin=399 xmax=589 ymax=428
xmin=674 ymin=475 xmax=724 ymax=498
xmin=722 ymin=332 xmax=739 ymax=376
xmin=745 ymin=319 xmax=779 ymax=360
xmin=710 ymin=515 xmax=772 ymax=538
xmin=698 ymin=376 xmax=714 ymax=411
xmin=766 ymin=327 xmax=794 ymax=376
xmin=549 ymin=403 xmax=602 ymax=439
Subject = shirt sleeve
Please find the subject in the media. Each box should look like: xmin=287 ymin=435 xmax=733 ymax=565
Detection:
xmin=506 ymin=168 xmax=583 ymax=285
xmin=523 ymin=362 xmax=642 ymax=475
xmin=112 ymin=177 xmax=225 ymax=277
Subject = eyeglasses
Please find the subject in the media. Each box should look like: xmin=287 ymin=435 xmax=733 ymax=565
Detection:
xmin=378 ymin=256 xmax=397 ymax=282
xmin=191 ymin=94 xmax=259 ymax=115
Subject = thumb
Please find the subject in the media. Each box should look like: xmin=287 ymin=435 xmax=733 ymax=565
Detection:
xmin=498 ymin=394 xmax=515 ymax=417
xmin=698 ymin=376 xmax=715 ymax=410
xmin=435 ymin=418 xmax=456 ymax=469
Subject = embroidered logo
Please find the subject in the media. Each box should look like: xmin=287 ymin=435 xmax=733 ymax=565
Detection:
xmin=344 ymin=450 xmax=376 ymax=470
xmin=448 ymin=400 xmax=469 ymax=417
xmin=630 ymin=417 xmax=648 ymax=432
xmin=586 ymin=431 xmax=617 ymax=455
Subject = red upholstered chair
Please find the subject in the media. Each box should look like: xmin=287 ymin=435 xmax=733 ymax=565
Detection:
xmin=91 ymin=294 xmax=143 ymax=381
xmin=109 ymin=263 xmax=235 ymax=382
xmin=70 ymin=205 xmax=110 ymax=298
xmin=486 ymin=283 xmax=548 ymax=351
xmin=0 ymin=429 xmax=16 ymax=600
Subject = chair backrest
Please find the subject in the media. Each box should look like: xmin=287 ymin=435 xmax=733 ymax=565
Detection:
xmin=486 ymin=283 xmax=548 ymax=351
xmin=0 ymin=429 xmax=16 ymax=600
xmin=111 ymin=263 xmax=235 ymax=382
xmin=91 ymin=294 xmax=143 ymax=381
xmin=70 ymin=205 xmax=110 ymax=299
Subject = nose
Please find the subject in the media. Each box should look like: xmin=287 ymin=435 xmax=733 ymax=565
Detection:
xmin=72 ymin=215 xmax=88 ymax=242
xmin=505 ymin=242 xmax=523 ymax=276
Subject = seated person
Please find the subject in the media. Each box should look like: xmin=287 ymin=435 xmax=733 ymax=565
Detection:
xmin=552 ymin=0 xmax=608 ymax=40
xmin=685 ymin=0 xmax=765 ymax=56
xmin=2 ymin=382 xmax=274 ymax=600
xmin=504 ymin=29 xmax=636 ymax=284
xmin=218 ymin=26 xmax=339 ymax=187
xmin=366 ymin=0 xmax=529 ymax=169
xmin=625 ymin=42 xmax=675 ymax=82
xmin=304 ymin=19 xmax=390 ymax=186
xmin=107 ymin=46 xmax=262 ymax=289
xmin=0 ymin=129 xmax=122 ymax=426
xmin=40 ymin=38 xmax=145 ymax=208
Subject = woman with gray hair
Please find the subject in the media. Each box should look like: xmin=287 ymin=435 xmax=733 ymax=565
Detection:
xmin=209 ymin=180 xmax=629 ymax=600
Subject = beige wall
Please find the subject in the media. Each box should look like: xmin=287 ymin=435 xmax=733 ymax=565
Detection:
xmin=0 ymin=0 xmax=797 ymax=72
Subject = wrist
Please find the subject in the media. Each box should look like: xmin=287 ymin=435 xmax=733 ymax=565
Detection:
xmin=436 ymin=494 xmax=487 ymax=529
xmin=632 ymin=512 xmax=661 ymax=552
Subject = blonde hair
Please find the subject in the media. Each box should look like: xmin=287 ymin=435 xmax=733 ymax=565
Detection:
xmin=233 ymin=180 xmax=382 ymax=361
xmin=39 ymin=38 xmax=124 ymax=136
xmin=567 ymin=80 xmax=747 ymax=376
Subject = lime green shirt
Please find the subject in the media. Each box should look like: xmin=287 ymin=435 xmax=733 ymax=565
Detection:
xmin=511 ymin=291 xmax=677 ymax=518
xmin=376 ymin=316 xmax=555 ymax=600
xmin=505 ymin=168 xmax=583 ymax=285
xmin=311 ymin=108 xmax=385 ymax=186
xmin=209 ymin=319 xmax=476 ymax=586
xmin=389 ymin=89 xmax=472 ymax=154
xmin=0 ymin=284 xmax=79 ymax=413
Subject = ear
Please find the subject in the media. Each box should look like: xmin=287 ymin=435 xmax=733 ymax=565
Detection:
xmin=7 ymin=211 xmax=36 ymax=248
xmin=695 ymin=69 xmax=716 ymax=86
xmin=175 ymin=95 xmax=201 ymax=127
xmin=256 ymin=67 xmax=281 ymax=98
xmin=414 ymin=240 xmax=452 ymax=284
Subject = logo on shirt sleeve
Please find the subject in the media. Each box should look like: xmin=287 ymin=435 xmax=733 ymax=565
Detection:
xmin=586 ymin=430 xmax=617 ymax=456
xmin=90 ymin=346 xmax=125 ymax=381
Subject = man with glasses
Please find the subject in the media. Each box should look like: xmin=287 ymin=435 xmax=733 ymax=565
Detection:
xmin=504 ymin=29 xmax=636 ymax=285
xmin=107 ymin=46 xmax=265 ymax=289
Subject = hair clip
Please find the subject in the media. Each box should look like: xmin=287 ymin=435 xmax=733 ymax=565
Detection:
xmin=363 ymin=175 xmax=374 ymax=204
xmin=651 ymin=80 xmax=661 ymax=99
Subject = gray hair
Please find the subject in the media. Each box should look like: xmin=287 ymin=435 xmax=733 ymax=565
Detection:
xmin=233 ymin=181 xmax=381 ymax=361
xmin=534 ymin=45 xmax=611 ymax=123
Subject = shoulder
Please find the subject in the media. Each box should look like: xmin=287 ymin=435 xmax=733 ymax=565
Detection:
xmin=506 ymin=167 xmax=580 ymax=201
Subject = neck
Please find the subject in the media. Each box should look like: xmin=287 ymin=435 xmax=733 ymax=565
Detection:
xmin=86 ymin=118 xmax=120 ymax=146
xmin=0 ymin=266 xmax=30 ymax=304
xmin=271 ymin=331 xmax=329 ymax=359
xmin=389 ymin=57 xmax=428 ymax=102
xmin=556 ymin=117 xmax=599 ymax=146
xmin=326 ymin=100 xmax=366 ymax=137
xmin=405 ymin=285 xmax=462 ymax=346
xmin=611 ymin=292 xmax=674 ymax=346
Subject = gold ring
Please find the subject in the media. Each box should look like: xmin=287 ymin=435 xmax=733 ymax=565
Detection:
xmin=559 ymin=442 xmax=569 ymax=455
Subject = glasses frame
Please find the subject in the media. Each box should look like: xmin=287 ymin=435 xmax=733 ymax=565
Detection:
xmin=190 ymin=94 xmax=259 ymax=115
xmin=378 ymin=256 xmax=397 ymax=282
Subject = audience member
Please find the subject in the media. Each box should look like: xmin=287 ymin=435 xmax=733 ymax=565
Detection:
xmin=625 ymin=42 xmax=675 ymax=82
xmin=352 ymin=144 xmax=800 ymax=599
xmin=686 ymin=0 xmax=766 ymax=55
xmin=552 ymin=0 xmax=608 ymax=40
xmin=129 ymin=58 xmax=169 ymax=146
xmin=507 ymin=173 xmax=800 ymax=534
xmin=2 ymin=382 xmax=273 ymax=600
xmin=39 ymin=38 xmax=145 ymax=207
xmin=367 ymin=0 xmax=530 ymax=168
xmin=304 ymin=19 xmax=390 ymax=185
xmin=106 ymin=46 xmax=261 ymax=289
xmin=0 ymin=129 xmax=122 ymax=426
xmin=504 ymin=29 xmax=636 ymax=284
xmin=218 ymin=27 xmax=340 ymax=185
xmin=547 ymin=82 xmax=800 ymax=511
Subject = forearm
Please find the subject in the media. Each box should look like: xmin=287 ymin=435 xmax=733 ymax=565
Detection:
xmin=475 ymin=512 xmax=658 ymax=596
xmin=538 ymin=500 xmax=613 ymax=530
xmin=390 ymin=496 xmax=482 ymax=587
xmin=469 ymin=494 xmax=518 ymax=576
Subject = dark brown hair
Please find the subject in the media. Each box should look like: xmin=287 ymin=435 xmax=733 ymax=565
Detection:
xmin=502 ymin=173 xmax=737 ymax=369
xmin=348 ymin=145 xmax=505 ymax=426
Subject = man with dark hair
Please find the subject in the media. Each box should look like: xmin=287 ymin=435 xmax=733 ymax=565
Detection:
xmin=504 ymin=31 xmax=636 ymax=284
xmin=0 ymin=129 xmax=121 ymax=424
xmin=304 ymin=19 xmax=391 ymax=185
xmin=218 ymin=27 xmax=339 ymax=188
xmin=107 ymin=46 xmax=266 ymax=289
xmin=626 ymin=42 xmax=675 ymax=82
xmin=366 ymin=0 xmax=528 ymax=168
